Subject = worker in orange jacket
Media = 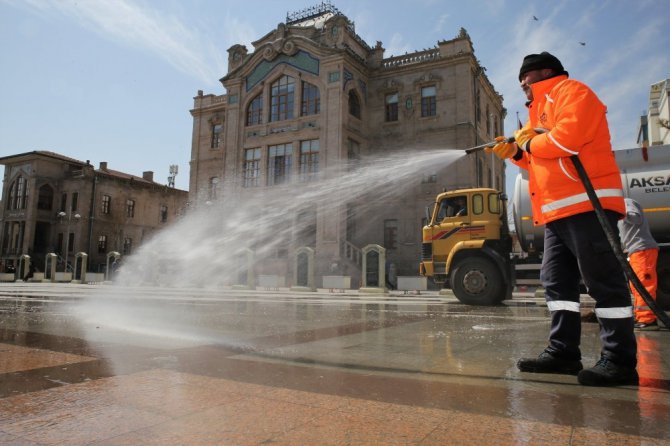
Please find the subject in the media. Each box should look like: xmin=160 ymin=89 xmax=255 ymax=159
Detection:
xmin=618 ymin=198 xmax=660 ymax=330
xmin=488 ymin=52 xmax=637 ymax=387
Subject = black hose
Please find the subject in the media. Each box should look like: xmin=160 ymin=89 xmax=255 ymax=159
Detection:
xmin=570 ymin=155 xmax=670 ymax=327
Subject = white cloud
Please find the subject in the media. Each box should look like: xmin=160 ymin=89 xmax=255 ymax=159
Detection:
xmin=386 ymin=33 xmax=413 ymax=58
xmin=8 ymin=0 xmax=227 ymax=86
xmin=433 ymin=13 xmax=450 ymax=34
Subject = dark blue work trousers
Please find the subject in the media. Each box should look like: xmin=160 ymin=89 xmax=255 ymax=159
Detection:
xmin=541 ymin=211 xmax=637 ymax=367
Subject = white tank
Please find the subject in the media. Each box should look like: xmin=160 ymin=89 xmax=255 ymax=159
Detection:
xmin=513 ymin=145 xmax=670 ymax=251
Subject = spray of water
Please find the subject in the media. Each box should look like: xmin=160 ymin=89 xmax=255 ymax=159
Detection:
xmin=74 ymin=149 xmax=466 ymax=348
xmin=116 ymin=148 xmax=465 ymax=287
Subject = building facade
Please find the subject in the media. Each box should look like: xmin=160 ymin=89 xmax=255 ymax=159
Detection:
xmin=638 ymin=78 xmax=670 ymax=147
xmin=0 ymin=151 xmax=188 ymax=273
xmin=188 ymin=4 xmax=505 ymax=284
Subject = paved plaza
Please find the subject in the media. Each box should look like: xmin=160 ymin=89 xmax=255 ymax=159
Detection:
xmin=0 ymin=282 xmax=669 ymax=445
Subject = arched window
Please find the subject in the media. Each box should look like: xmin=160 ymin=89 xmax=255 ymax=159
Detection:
xmin=208 ymin=177 xmax=219 ymax=200
xmin=7 ymin=175 xmax=28 ymax=210
xmin=348 ymin=90 xmax=361 ymax=118
xmin=301 ymin=81 xmax=320 ymax=116
xmin=246 ymin=93 xmax=263 ymax=126
xmin=270 ymin=75 xmax=295 ymax=122
xmin=37 ymin=184 xmax=54 ymax=210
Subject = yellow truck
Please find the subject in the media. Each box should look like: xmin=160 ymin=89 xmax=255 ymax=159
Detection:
xmin=421 ymin=145 xmax=670 ymax=308
xmin=419 ymin=188 xmax=514 ymax=305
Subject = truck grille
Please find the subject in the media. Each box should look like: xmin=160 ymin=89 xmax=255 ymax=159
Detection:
xmin=421 ymin=243 xmax=432 ymax=260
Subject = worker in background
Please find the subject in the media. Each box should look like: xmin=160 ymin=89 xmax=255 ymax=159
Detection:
xmin=618 ymin=198 xmax=660 ymax=331
xmin=487 ymin=51 xmax=637 ymax=386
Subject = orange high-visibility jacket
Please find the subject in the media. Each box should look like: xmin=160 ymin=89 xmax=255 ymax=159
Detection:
xmin=511 ymin=74 xmax=625 ymax=226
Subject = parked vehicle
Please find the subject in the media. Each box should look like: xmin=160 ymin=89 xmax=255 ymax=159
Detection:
xmin=420 ymin=145 xmax=670 ymax=307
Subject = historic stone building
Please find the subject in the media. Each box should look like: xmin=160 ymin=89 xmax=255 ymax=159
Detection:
xmin=0 ymin=151 xmax=188 ymax=273
xmin=188 ymin=3 xmax=505 ymax=285
xmin=638 ymin=78 xmax=670 ymax=147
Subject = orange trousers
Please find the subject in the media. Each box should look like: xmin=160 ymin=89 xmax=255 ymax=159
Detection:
xmin=629 ymin=248 xmax=659 ymax=324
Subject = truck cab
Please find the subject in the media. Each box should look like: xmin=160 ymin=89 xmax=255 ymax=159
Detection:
xmin=420 ymin=188 xmax=513 ymax=305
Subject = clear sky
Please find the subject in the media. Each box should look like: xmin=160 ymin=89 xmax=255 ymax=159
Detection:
xmin=1 ymin=0 xmax=668 ymax=194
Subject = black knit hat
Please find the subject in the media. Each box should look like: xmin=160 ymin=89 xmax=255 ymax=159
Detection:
xmin=518 ymin=51 xmax=568 ymax=81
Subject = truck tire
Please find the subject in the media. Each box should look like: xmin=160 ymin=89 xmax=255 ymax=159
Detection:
xmin=450 ymin=257 xmax=505 ymax=306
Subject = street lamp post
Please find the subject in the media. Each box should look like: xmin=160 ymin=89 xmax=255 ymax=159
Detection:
xmin=58 ymin=211 xmax=81 ymax=272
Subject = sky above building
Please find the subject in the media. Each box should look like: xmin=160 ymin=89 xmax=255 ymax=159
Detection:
xmin=1 ymin=0 xmax=668 ymax=194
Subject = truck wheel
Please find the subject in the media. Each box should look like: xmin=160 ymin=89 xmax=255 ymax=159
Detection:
xmin=450 ymin=257 xmax=505 ymax=306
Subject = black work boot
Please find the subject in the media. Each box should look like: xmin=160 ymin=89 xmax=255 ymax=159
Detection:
xmin=577 ymin=357 xmax=638 ymax=386
xmin=517 ymin=350 xmax=583 ymax=375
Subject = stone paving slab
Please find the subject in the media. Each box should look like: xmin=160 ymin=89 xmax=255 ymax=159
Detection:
xmin=0 ymin=284 xmax=669 ymax=445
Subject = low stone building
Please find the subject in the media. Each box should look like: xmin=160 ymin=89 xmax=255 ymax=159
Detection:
xmin=0 ymin=151 xmax=188 ymax=273
xmin=188 ymin=3 xmax=506 ymax=285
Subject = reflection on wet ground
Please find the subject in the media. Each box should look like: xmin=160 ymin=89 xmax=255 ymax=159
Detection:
xmin=1 ymin=283 xmax=669 ymax=445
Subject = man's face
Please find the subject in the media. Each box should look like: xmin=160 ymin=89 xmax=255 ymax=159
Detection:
xmin=519 ymin=68 xmax=553 ymax=101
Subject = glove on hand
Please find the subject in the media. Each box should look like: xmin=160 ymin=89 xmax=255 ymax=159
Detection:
xmin=486 ymin=136 xmax=516 ymax=159
xmin=514 ymin=126 xmax=538 ymax=152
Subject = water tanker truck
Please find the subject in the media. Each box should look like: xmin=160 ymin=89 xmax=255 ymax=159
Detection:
xmin=420 ymin=145 xmax=670 ymax=307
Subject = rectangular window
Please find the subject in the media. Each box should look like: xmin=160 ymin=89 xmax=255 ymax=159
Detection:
xmin=476 ymin=90 xmax=481 ymax=123
xmin=57 ymin=233 xmax=64 ymax=255
xmin=126 ymin=199 xmax=135 ymax=218
xmin=97 ymin=235 xmax=107 ymax=253
xmin=71 ymin=192 xmax=79 ymax=212
xmin=299 ymin=140 xmax=319 ymax=181
xmin=384 ymin=219 xmax=398 ymax=249
xmin=102 ymin=195 xmax=111 ymax=214
xmin=473 ymin=194 xmax=484 ymax=215
xmin=486 ymin=104 xmax=491 ymax=135
xmin=60 ymin=193 xmax=67 ymax=212
xmin=421 ymin=86 xmax=437 ymax=117
xmin=346 ymin=203 xmax=356 ymax=241
xmin=160 ymin=205 xmax=168 ymax=223
xmin=243 ymin=148 xmax=261 ymax=188
xmin=268 ymin=143 xmax=293 ymax=186
xmin=488 ymin=193 xmax=501 ymax=214
xmin=347 ymin=139 xmax=360 ymax=171
xmin=123 ymin=237 xmax=133 ymax=255
xmin=385 ymin=93 xmax=398 ymax=122
xmin=211 ymin=124 xmax=222 ymax=148
xmin=37 ymin=185 xmax=53 ymax=210
xmin=301 ymin=81 xmax=320 ymax=116
xmin=68 ymin=232 xmax=75 ymax=253
xmin=421 ymin=173 xmax=437 ymax=183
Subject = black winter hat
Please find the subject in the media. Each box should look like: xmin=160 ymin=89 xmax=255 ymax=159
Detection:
xmin=518 ymin=51 xmax=568 ymax=81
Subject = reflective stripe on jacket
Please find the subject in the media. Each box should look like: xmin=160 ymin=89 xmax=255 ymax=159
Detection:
xmin=512 ymin=75 xmax=625 ymax=225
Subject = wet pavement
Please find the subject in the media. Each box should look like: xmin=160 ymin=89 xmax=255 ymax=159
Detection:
xmin=0 ymin=282 xmax=669 ymax=445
